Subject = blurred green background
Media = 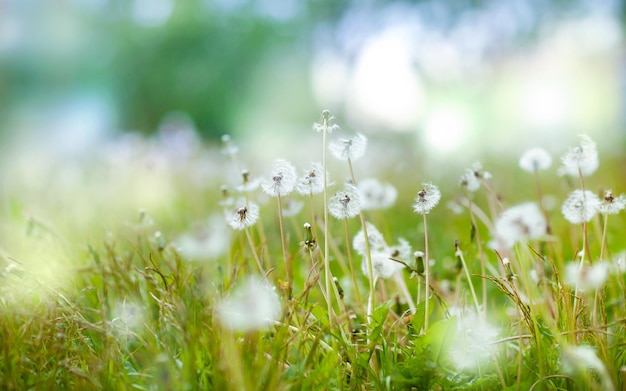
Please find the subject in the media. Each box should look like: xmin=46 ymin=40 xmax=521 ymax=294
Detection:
xmin=1 ymin=0 xmax=625 ymax=157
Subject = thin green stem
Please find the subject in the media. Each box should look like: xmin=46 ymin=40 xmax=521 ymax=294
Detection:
xmin=276 ymin=194 xmax=291 ymax=298
xmin=321 ymin=113 xmax=333 ymax=331
xmin=423 ymin=213 xmax=430 ymax=333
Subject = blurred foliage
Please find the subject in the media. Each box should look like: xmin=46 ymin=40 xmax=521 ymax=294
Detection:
xmin=0 ymin=0 xmax=619 ymax=139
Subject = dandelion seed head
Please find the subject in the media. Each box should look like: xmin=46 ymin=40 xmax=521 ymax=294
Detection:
xmin=227 ymin=201 xmax=260 ymax=230
xmin=447 ymin=306 xmax=500 ymax=370
xmin=561 ymin=345 xmax=607 ymax=376
xmin=329 ymin=184 xmax=361 ymax=219
xmin=354 ymin=223 xmax=407 ymax=280
xmin=328 ymin=133 xmax=367 ymax=161
xmin=565 ymin=262 xmax=609 ymax=292
xmin=281 ymin=199 xmax=304 ymax=217
xmin=413 ymin=183 xmax=441 ymax=215
xmin=459 ymin=162 xmax=490 ymax=192
xmin=312 ymin=109 xmax=341 ymax=134
xmin=296 ymin=162 xmax=330 ymax=195
xmin=561 ymin=189 xmax=600 ymax=224
xmin=599 ymin=189 xmax=626 ymax=215
xmin=560 ymin=134 xmax=599 ymax=177
xmin=519 ymin=147 xmax=552 ymax=173
xmin=494 ymin=202 xmax=547 ymax=249
xmin=353 ymin=222 xmax=387 ymax=256
xmin=261 ymin=159 xmax=297 ymax=197
xmin=216 ymin=277 xmax=282 ymax=332
xmin=358 ymin=178 xmax=397 ymax=210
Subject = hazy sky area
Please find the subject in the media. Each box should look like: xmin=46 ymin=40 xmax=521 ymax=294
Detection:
xmin=1 ymin=0 xmax=625 ymax=162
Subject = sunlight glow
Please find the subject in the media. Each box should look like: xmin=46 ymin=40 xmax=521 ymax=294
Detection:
xmin=347 ymin=28 xmax=424 ymax=132
xmin=422 ymin=106 xmax=469 ymax=153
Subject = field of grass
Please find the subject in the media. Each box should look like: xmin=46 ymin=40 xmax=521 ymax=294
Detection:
xmin=1 ymin=113 xmax=625 ymax=390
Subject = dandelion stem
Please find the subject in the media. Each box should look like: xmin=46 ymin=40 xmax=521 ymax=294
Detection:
xmin=423 ymin=213 xmax=430 ymax=333
xmin=321 ymin=111 xmax=334 ymax=331
xmin=456 ymin=243 xmax=481 ymax=314
xmin=343 ymin=218 xmax=364 ymax=311
xmin=245 ymin=227 xmax=265 ymax=276
xmin=276 ymin=194 xmax=292 ymax=298
xmin=347 ymin=157 xmax=375 ymax=324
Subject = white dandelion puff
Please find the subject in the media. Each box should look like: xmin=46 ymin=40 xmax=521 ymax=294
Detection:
xmin=494 ymin=203 xmax=547 ymax=249
xmin=281 ymin=199 xmax=304 ymax=217
xmin=312 ymin=109 xmax=341 ymax=134
xmin=560 ymin=134 xmax=599 ymax=177
xmin=261 ymin=159 xmax=297 ymax=197
xmin=227 ymin=201 xmax=260 ymax=230
xmin=565 ymin=261 xmax=610 ymax=292
xmin=220 ymin=134 xmax=239 ymax=155
xmin=353 ymin=222 xmax=387 ymax=256
xmin=562 ymin=189 xmax=600 ymax=224
xmin=328 ymin=133 xmax=367 ymax=161
xmin=328 ymin=184 xmax=361 ymax=219
xmin=358 ymin=178 xmax=398 ymax=210
xmin=599 ymin=189 xmax=626 ymax=215
xmin=519 ymin=147 xmax=552 ymax=173
xmin=296 ymin=162 xmax=331 ymax=195
xmin=216 ymin=277 xmax=282 ymax=332
xmin=413 ymin=183 xmax=441 ymax=215
xmin=459 ymin=162 xmax=491 ymax=192
xmin=561 ymin=345 xmax=608 ymax=377
xmin=353 ymin=223 xmax=407 ymax=280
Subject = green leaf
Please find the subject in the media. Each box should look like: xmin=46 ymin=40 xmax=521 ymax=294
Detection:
xmin=411 ymin=297 xmax=435 ymax=333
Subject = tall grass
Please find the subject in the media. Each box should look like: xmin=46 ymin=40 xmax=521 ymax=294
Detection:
xmin=0 ymin=120 xmax=625 ymax=390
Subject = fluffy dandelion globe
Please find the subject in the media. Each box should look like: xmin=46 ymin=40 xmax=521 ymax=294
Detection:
xmin=261 ymin=159 xmax=297 ymax=197
xmin=599 ymin=190 xmax=626 ymax=215
xmin=459 ymin=162 xmax=491 ymax=192
xmin=494 ymin=202 xmax=547 ymax=249
xmin=328 ymin=133 xmax=367 ymax=161
xmin=295 ymin=162 xmax=331 ymax=195
xmin=328 ymin=184 xmax=361 ymax=219
xmin=561 ymin=189 xmax=600 ymax=224
xmin=413 ymin=183 xmax=441 ymax=215
xmin=227 ymin=201 xmax=260 ymax=230
xmin=560 ymin=134 xmax=598 ymax=177
xmin=216 ymin=277 xmax=282 ymax=332
xmin=358 ymin=178 xmax=398 ymax=210
xmin=519 ymin=147 xmax=552 ymax=173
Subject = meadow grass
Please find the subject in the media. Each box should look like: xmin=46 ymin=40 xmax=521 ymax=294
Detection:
xmin=1 ymin=120 xmax=625 ymax=390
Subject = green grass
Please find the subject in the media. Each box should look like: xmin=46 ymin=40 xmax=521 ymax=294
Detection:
xmin=1 ymin=123 xmax=625 ymax=390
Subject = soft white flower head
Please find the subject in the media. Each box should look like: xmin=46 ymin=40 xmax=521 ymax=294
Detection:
xmin=599 ymin=189 xmax=626 ymax=215
xmin=560 ymin=135 xmax=598 ymax=177
xmin=312 ymin=109 xmax=341 ymax=134
xmin=494 ymin=202 xmax=547 ymax=249
xmin=562 ymin=189 xmax=600 ymax=224
xmin=561 ymin=345 xmax=608 ymax=377
xmin=236 ymin=169 xmax=261 ymax=192
xmin=296 ymin=162 xmax=331 ymax=195
xmin=565 ymin=261 xmax=609 ymax=292
xmin=353 ymin=222 xmax=387 ymax=256
xmin=413 ymin=183 xmax=441 ymax=215
xmin=459 ymin=162 xmax=491 ymax=192
xmin=227 ymin=201 xmax=260 ymax=230
xmin=110 ymin=299 xmax=145 ymax=338
xmin=447 ymin=306 xmax=500 ymax=370
xmin=358 ymin=178 xmax=398 ymax=210
xmin=220 ymin=134 xmax=239 ymax=155
xmin=329 ymin=133 xmax=367 ymax=161
xmin=519 ymin=147 xmax=552 ymax=173
xmin=329 ymin=184 xmax=361 ymax=219
xmin=216 ymin=277 xmax=282 ymax=332
xmin=261 ymin=159 xmax=297 ymax=197
xmin=175 ymin=214 xmax=228 ymax=260
xmin=281 ymin=199 xmax=304 ymax=217
xmin=354 ymin=223 xmax=407 ymax=280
